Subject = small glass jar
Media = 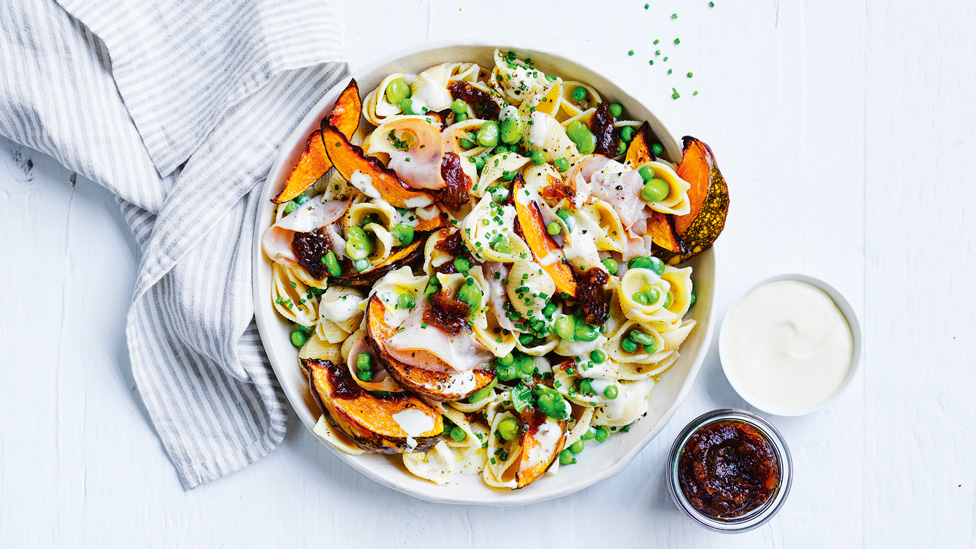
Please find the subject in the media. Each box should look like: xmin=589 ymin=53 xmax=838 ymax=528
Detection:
xmin=666 ymin=409 xmax=793 ymax=533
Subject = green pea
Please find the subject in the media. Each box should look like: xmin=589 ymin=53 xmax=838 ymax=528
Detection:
xmin=570 ymin=440 xmax=586 ymax=454
xmin=542 ymin=303 xmax=558 ymax=318
xmin=582 ymin=429 xmax=596 ymax=441
xmin=386 ymin=78 xmax=411 ymax=105
xmin=322 ymin=251 xmax=341 ymax=277
xmin=498 ymin=418 xmax=520 ymax=441
xmin=579 ymin=379 xmax=594 ymax=395
xmin=537 ymin=391 xmax=571 ymax=420
xmin=531 ymin=150 xmax=547 ymax=165
xmin=499 ymin=106 xmax=524 ymax=144
xmin=566 ymin=121 xmax=596 ymax=155
xmin=651 ymin=143 xmax=664 ymax=156
xmin=498 ymin=353 xmax=515 ymax=367
xmin=664 ymin=291 xmax=673 ymax=309
xmin=457 ymin=281 xmax=482 ymax=311
xmin=356 ymin=353 xmax=372 ymax=371
xmin=345 ymin=226 xmax=374 ymax=260
xmin=294 ymin=194 xmax=310 ymax=205
xmin=460 ymin=131 xmax=477 ymax=149
xmin=547 ymin=221 xmax=562 ymax=236
xmin=399 ymin=97 xmax=417 ymax=115
xmin=642 ymin=284 xmax=661 ymax=304
xmin=632 ymin=292 xmax=649 ymax=306
xmin=353 ymin=258 xmax=370 ymax=272
xmin=298 ymin=323 xmax=314 ymax=335
xmin=559 ymin=449 xmax=576 ymax=465
xmin=455 ymin=112 xmax=468 ymax=122
xmin=628 ymin=255 xmax=665 ymax=276
xmin=620 ymin=126 xmax=634 ymax=142
xmin=603 ymin=384 xmax=619 ymax=399
xmin=643 ymin=337 xmax=658 ymax=354
xmin=357 ymin=369 xmax=373 ymax=382
xmin=638 ymin=165 xmax=655 ymax=181
xmin=492 ymin=239 xmax=512 ymax=254
xmin=602 ymin=258 xmax=618 ymax=275
xmin=617 ymin=140 xmax=628 ymax=156
xmin=501 ymin=170 xmax=515 ymax=182
xmin=453 ymin=256 xmax=471 ymax=273
xmin=425 ymin=278 xmax=440 ymax=298
xmin=555 ymin=315 xmax=577 ymax=341
xmin=571 ymin=86 xmax=587 ymax=102
xmin=554 ymin=158 xmax=569 ymax=172
xmin=690 ymin=291 xmax=697 ymax=307
xmin=590 ymin=349 xmax=606 ymax=364
xmin=641 ymin=178 xmax=670 ymax=203
xmin=391 ymin=223 xmax=415 ymax=247
xmin=397 ymin=293 xmax=415 ymax=310
xmin=451 ymin=99 xmax=468 ymax=114
xmin=556 ymin=209 xmax=575 ymax=231
xmin=621 ymin=338 xmax=638 ymax=353
xmin=284 ymin=200 xmax=299 ymax=215
xmin=290 ymin=330 xmax=307 ymax=348
xmin=516 ymin=355 xmax=535 ymax=376
xmin=468 ymin=377 xmax=498 ymax=403
xmin=518 ymin=333 xmax=535 ymax=346
xmin=494 ymin=144 xmax=510 ymax=154
xmin=574 ymin=322 xmax=599 ymax=342
xmin=595 ymin=427 xmax=609 ymax=443
xmin=629 ymin=330 xmax=656 ymax=346
xmin=609 ymin=103 xmax=623 ymax=117
xmin=450 ymin=426 xmax=467 ymax=442
xmin=473 ymin=155 xmax=486 ymax=172
xmin=477 ymin=121 xmax=500 ymax=147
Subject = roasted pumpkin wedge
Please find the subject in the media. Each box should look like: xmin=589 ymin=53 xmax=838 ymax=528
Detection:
xmin=320 ymin=121 xmax=434 ymax=209
xmin=624 ymin=121 xmax=657 ymax=168
xmin=365 ymin=296 xmax=495 ymax=401
xmin=512 ymin=174 xmax=577 ymax=297
xmin=513 ymin=409 xmax=567 ymax=488
xmin=273 ymin=80 xmax=362 ymax=203
xmin=333 ymin=238 xmax=425 ymax=288
xmin=659 ymin=136 xmax=729 ymax=264
xmin=304 ymin=357 xmax=443 ymax=454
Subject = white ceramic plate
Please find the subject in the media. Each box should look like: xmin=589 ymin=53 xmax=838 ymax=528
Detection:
xmin=252 ymin=42 xmax=716 ymax=505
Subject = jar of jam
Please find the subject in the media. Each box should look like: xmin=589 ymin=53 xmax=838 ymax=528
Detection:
xmin=666 ymin=409 xmax=792 ymax=533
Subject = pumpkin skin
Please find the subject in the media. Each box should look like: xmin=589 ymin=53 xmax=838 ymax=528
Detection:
xmin=273 ymin=79 xmax=361 ymax=203
xmin=365 ymin=295 xmax=495 ymax=401
xmin=305 ymin=357 xmax=443 ymax=454
xmin=331 ymin=238 xmax=426 ymax=288
xmin=512 ymin=173 xmax=577 ymax=298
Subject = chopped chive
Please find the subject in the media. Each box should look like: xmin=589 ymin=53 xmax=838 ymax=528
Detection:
xmin=710 ymin=1 xmax=715 ymax=6
xmin=654 ymin=39 xmax=660 ymax=45
xmin=671 ymin=13 xmax=678 ymax=19
xmin=644 ymin=2 xmax=649 ymax=8
xmin=694 ymin=91 xmax=699 ymax=96
xmin=628 ymin=50 xmax=635 ymax=56
xmin=668 ymin=68 xmax=673 ymax=74
xmin=664 ymin=56 xmax=669 ymax=62
xmin=674 ymin=38 xmax=681 ymax=45
xmin=655 ymin=50 xmax=661 ymax=56
xmin=672 ymin=88 xmax=680 ymax=100
xmin=649 ymin=60 xmax=654 ymax=65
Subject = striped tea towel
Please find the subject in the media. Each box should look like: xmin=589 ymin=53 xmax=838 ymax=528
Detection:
xmin=0 ymin=0 xmax=348 ymax=488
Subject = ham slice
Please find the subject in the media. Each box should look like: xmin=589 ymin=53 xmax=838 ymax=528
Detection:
xmin=383 ymin=118 xmax=445 ymax=190
xmin=386 ymin=298 xmax=492 ymax=373
xmin=261 ymin=196 xmax=350 ymax=266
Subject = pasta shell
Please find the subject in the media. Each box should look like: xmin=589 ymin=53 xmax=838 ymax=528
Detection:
xmin=317 ymin=286 xmax=366 ymax=341
xmin=660 ymin=319 xmax=696 ymax=352
xmin=515 ymin=333 xmax=559 ymax=356
xmin=581 ymin=200 xmax=626 ymax=253
xmin=410 ymin=63 xmax=456 ymax=112
xmin=475 ymin=151 xmax=529 ymax=197
xmin=523 ymin=111 xmax=578 ymax=161
xmin=364 ymin=72 xmax=410 ymax=126
xmin=638 ymin=160 xmax=691 ymax=216
xmin=604 ymin=320 xmax=666 ymax=364
xmin=271 ymin=263 xmax=319 ymax=326
xmin=345 ymin=198 xmax=398 ymax=231
xmin=403 ymin=441 xmax=456 ymax=486
xmin=472 ymin=300 xmax=518 ymax=358
xmin=618 ymin=268 xmax=678 ymax=325
xmin=363 ymin=222 xmax=395 ymax=264
xmin=506 ymin=260 xmax=555 ymax=318
xmin=616 ymin=352 xmax=679 ymax=380
xmin=312 ymin=415 xmax=365 ymax=455
xmin=661 ymin=266 xmax=694 ymax=318
xmin=299 ymin=331 xmax=343 ymax=364
xmin=562 ymin=407 xmax=595 ymax=448
xmin=483 ymin=410 xmax=523 ymax=488
xmin=519 ymin=77 xmax=563 ymax=118
xmin=558 ymin=80 xmax=602 ymax=119
xmin=490 ymin=49 xmax=551 ymax=106
xmin=460 ymin=194 xmax=532 ymax=263
xmin=592 ymin=378 xmax=654 ymax=426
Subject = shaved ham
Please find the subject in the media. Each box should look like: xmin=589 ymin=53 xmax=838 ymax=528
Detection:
xmin=345 ymin=331 xmax=401 ymax=392
xmin=484 ymin=262 xmax=517 ymax=331
xmin=383 ymin=118 xmax=445 ymax=190
xmin=386 ymin=298 xmax=492 ymax=373
xmin=262 ymin=196 xmax=350 ymax=266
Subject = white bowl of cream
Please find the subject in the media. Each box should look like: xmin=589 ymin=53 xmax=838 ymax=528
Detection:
xmin=719 ymin=274 xmax=862 ymax=416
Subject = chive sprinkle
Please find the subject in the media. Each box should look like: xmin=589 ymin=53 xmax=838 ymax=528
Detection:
xmin=672 ymin=88 xmax=680 ymax=99
xmin=687 ymin=72 xmax=694 ymax=77
xmin=654 ymin=39 xmax=660 ymax=45
xmin=668 ymin=68 xmax=673 ymax=74
xmin=674 ymin=38 xmax=681 ymax=45
xmin=671 ymin=13 xmax=678 ymax=18
xmin=649 ymin=60 xmax=655 ymax=65
xmin=628 ymin=50 xmax=635 ymax=56
xmin=644 ymin=2 xmax=649 ymax=8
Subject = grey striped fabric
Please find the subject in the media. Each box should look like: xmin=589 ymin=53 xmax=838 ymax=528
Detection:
xmin=0 ymin=0 xmax=348 ymax=488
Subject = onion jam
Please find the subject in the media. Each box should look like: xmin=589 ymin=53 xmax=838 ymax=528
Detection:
xmin=677 ymin=419 xmax=780 ymax=518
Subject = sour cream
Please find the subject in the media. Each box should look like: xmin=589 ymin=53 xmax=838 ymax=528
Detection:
xmin=721 ymin=279 xmax=854 ymax=412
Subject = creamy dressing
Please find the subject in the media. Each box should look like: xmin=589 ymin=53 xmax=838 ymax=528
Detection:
xmin=392 ymin=409 xmax=435 ymax=437
xmin=349 ymin=170 xmax=382 ymax=200
xmin=722 ymin=280 xmax=854 ymax=410
xmin=320 ymin=293 xmax=364 ymax=324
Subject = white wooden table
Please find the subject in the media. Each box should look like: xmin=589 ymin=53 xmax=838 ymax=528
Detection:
xmin=2 ymin=0 xmax=973 ymax=546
